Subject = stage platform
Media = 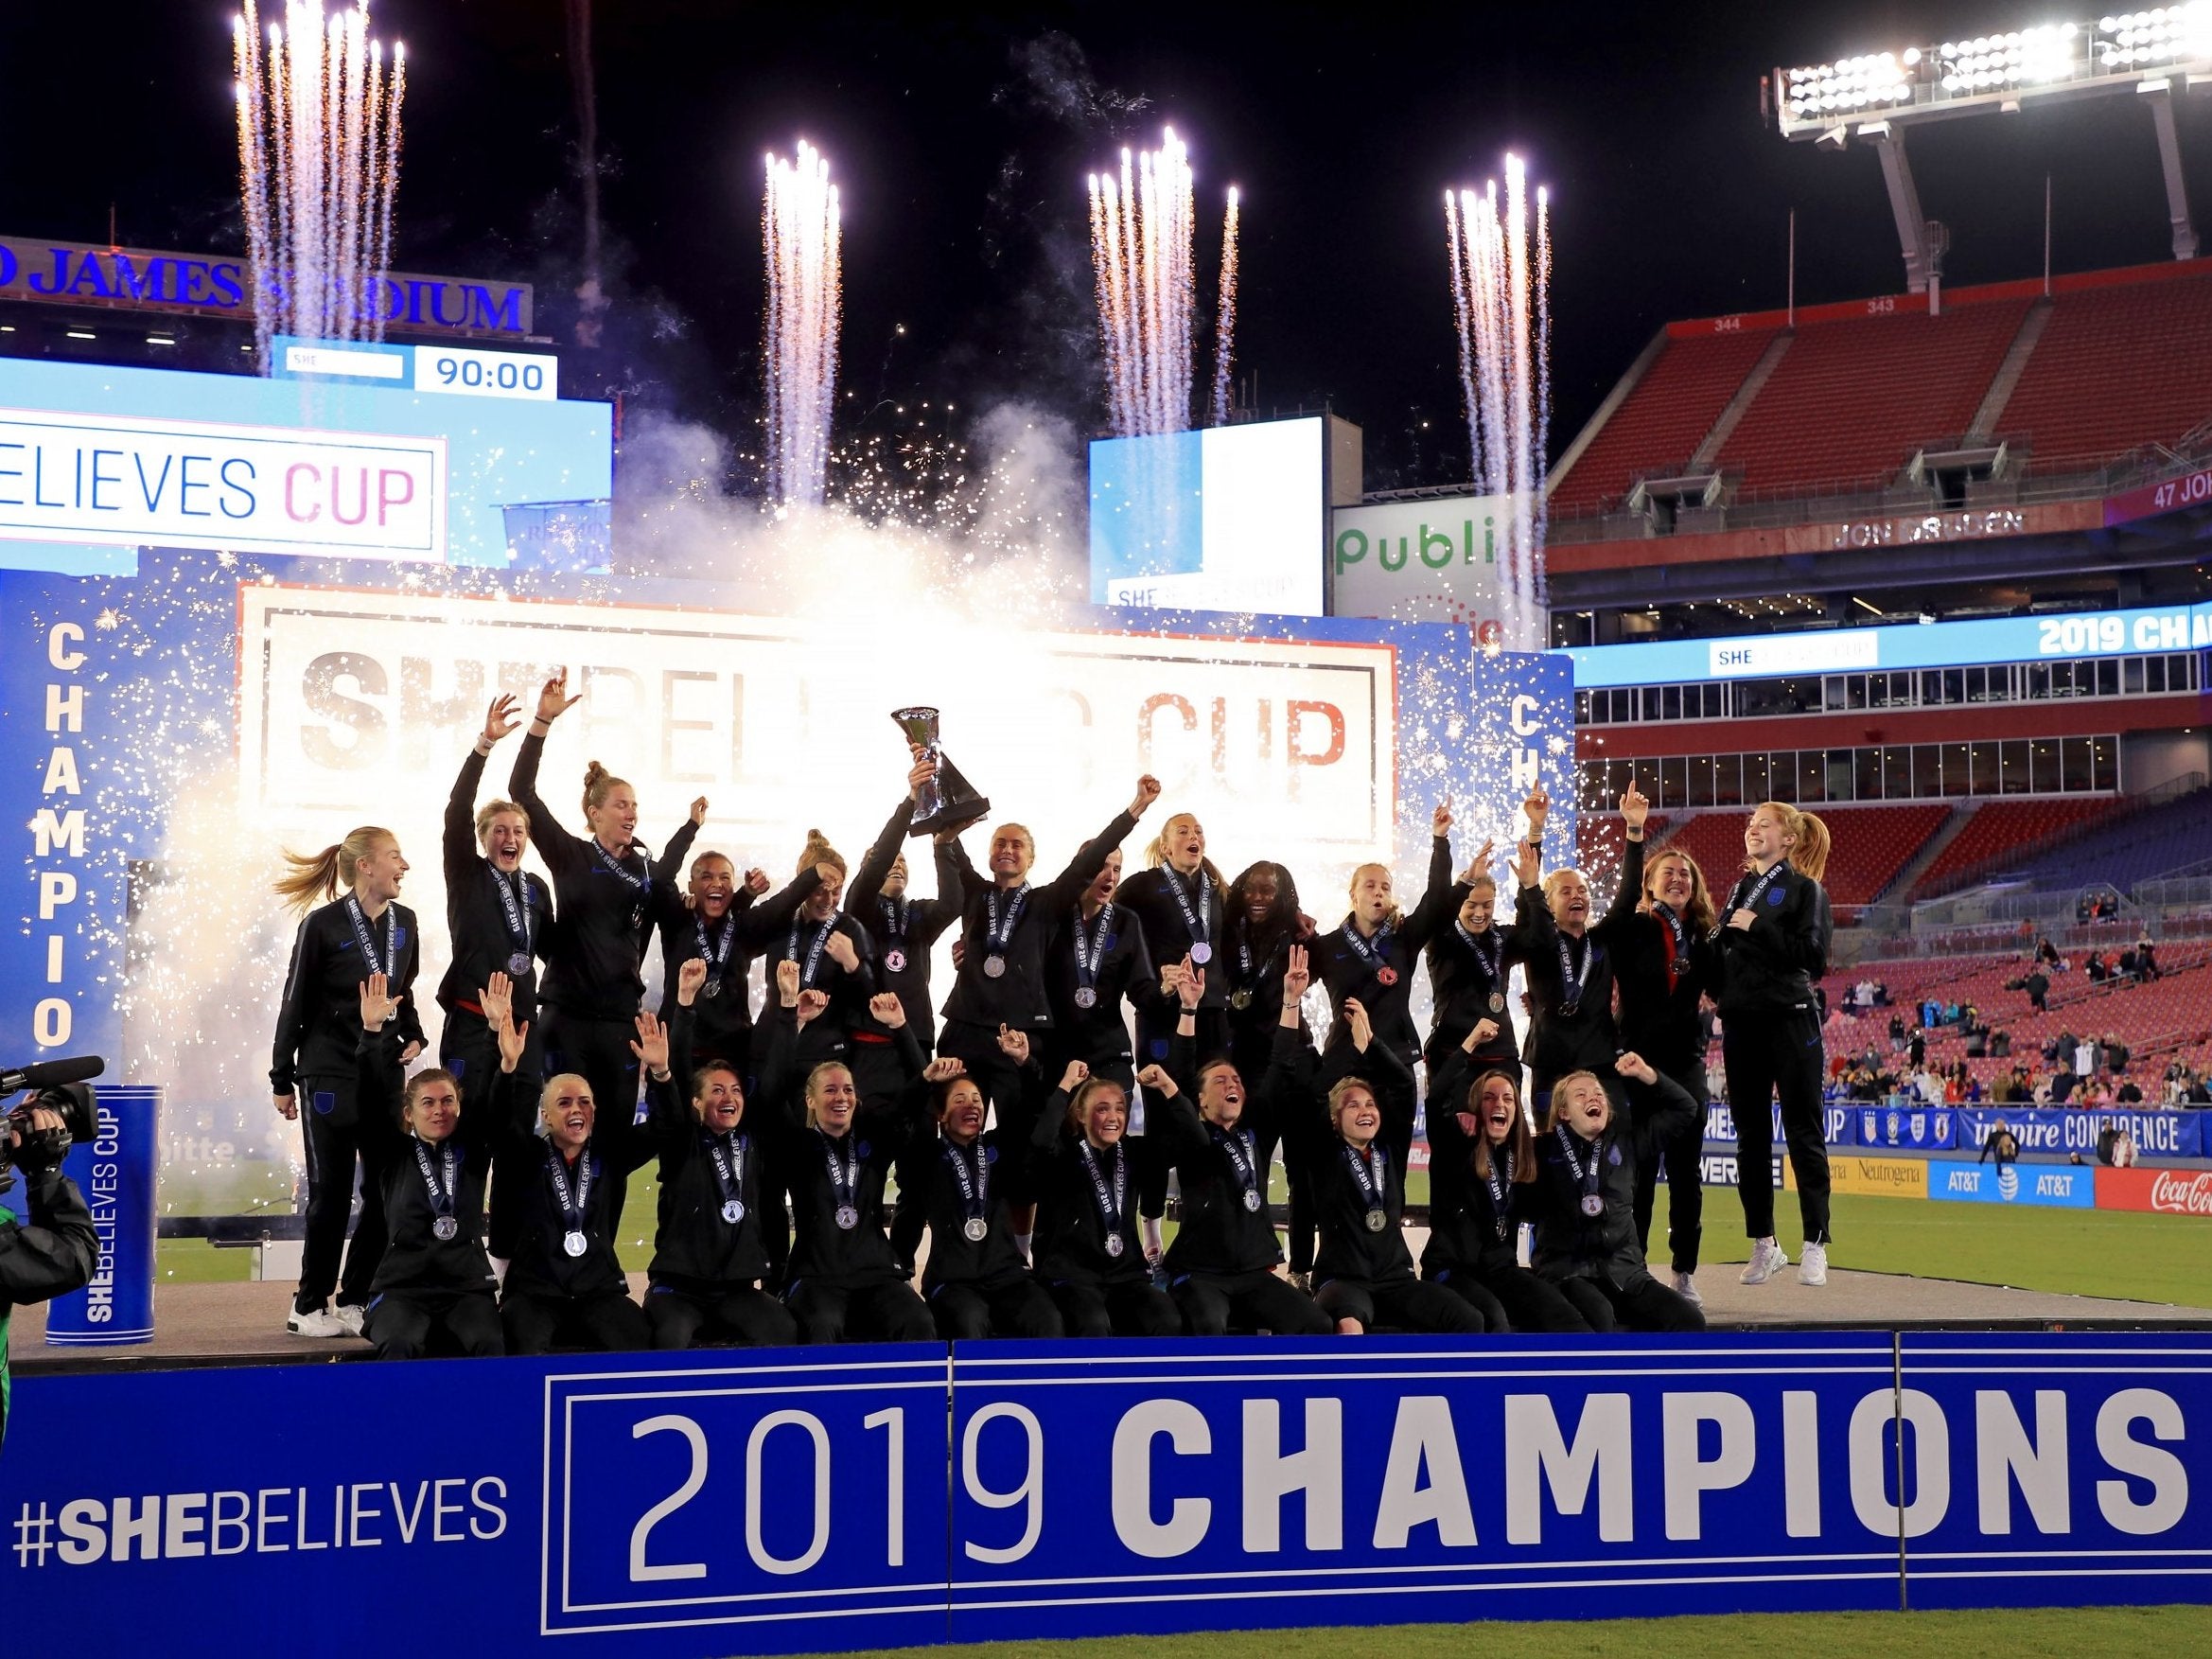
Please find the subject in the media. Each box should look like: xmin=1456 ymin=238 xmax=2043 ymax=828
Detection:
xmin=13 ymin=1263 xmax=2212 ymax=1373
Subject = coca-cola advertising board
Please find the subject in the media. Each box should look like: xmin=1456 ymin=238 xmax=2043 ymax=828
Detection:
xmin=2096 ymin=1167 xmax=2212 ymax=1217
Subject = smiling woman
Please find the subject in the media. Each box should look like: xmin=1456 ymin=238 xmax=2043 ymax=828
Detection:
xmin=268 ymin=821 xmax=425 ymax=1341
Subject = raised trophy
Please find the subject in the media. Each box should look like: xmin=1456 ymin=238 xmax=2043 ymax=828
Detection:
xmin=890 ymin=706 xmax=992 ymax=838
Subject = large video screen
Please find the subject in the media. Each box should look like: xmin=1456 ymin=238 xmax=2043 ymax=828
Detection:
xmin=0 ymin=355 xmax=612 ymax=575
xmin=1089 ymin=416 xmax=1325 ymax=615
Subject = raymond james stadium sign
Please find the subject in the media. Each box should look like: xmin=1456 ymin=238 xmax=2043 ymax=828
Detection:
xmin=0 ymin=236 xmax=533 ymax=339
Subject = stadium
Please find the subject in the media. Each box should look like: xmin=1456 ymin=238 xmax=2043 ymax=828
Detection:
xmin=1 ymin=6 xmax=2209 ymax=1659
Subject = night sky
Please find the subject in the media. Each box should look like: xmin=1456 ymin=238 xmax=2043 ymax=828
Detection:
xmin=8 ymin=2 xmax=2212 ymax=488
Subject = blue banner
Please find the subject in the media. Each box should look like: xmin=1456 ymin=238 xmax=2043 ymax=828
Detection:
xmin=1853 ymin=1104 xmax=1959 ymax=1151
xmin=1955 ymin=1107 xmax=2203 ymax=1160
xmin=1927 ymin=1158 xmax=2098 ymax=1208
xmin=1704 ymin=1103 xmax=1857 ymax=1149
xmin=5 ymin=1334 xmax=2205 ymax=1655
xmin=43 ymin=1084 xmax=159 ymax=1346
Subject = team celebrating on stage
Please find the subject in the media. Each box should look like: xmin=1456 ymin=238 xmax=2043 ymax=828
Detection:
xmin=269 ymin=674 xmax=1835 ymax=1357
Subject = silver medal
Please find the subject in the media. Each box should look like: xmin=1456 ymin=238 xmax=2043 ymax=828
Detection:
xmin=1188 ymin=942 xmax=1212 ymax=965
xmin=1241 ymin=1188 xmax=1262 ymax=1213
xmin=1488 ymin=991 xmax=1505 ymax=1014
xmin=1073 ymin=986 xmax=1097 ymax=1010
xmin=1364 ymin=1208 xmax=1387 ymax=1233
xmin=507 ymin=952 xmax=533 ymax=978
xmin=1229 ymin=989 xmax=1253 ymax=1012
xmin=1580 ymin=1193 xmax=1604 ymax=1218
xmin=983 ymin=953 xmax=1007 ymax=980
xmin=703 ymin=978 xmax=723 ymax=1000
xmin=1104 ymin=1233 xmax=1125 ymax=1258
xmin=563 ymin=1229 xmax=588 ymax=1257
xmin=884 ymin=947 xmax=907 ymax=974
xmin=835 ymin=1204 xmax=860 ymax=1231
xmin=961 ymin=1217 xmax=988 ymax=1243
xmin=432 ymin=1215 xmax=459 ymax=1242
xmin=721 ymin=1199 xmax=745 ymax=1226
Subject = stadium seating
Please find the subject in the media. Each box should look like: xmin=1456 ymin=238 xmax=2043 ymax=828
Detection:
xmin=1714 ymin=298 xmax=2032 ymax=496
xmin=1907 ymin=797 xmax=2128 ymax=900
xmin=1651 ymin=803 xmax=1952 ymax=913
xmin=1548 ymin=328 xmax=1779 ymax=516
xmin=1993 ymin=785 xmax=2212 ymax=898
xmin=1830 ymin=941 xmax=2212 ymax=1093
xmin=1998 ymin=267 xmax=2212 ymax=470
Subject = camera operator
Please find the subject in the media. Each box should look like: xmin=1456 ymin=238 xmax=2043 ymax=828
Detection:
xmin=0 ymin=1089 xmax=98 ymax=1445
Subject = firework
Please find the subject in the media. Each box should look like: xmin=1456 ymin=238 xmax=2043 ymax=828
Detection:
xmin=764 ymin=140 xmax=842 ymax=509
xmin=1445 ymin=155 xmax=1552 ymax=654
xmin=1210 ymin=186 xmax=1241 ymax=428
xmin=233 ymin=1 xmax=406 ymax=361
xmin=1087 ymin=129 xmax=1238 ymax=436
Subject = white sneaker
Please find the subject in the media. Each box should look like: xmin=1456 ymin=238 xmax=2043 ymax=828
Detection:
xmin=1673 ymin=1270 xmax=1704 ymax=1307
xmin=287 ymin=1307 xmax=347 ymax=1337
xmin=1798 ymin=1242 xmax=1829 ymax=1287
xmin=1740 ymin=1237 xmax=1789 ymax=1285
xmin=332 ymin=1302 xmax=368 ymax=1336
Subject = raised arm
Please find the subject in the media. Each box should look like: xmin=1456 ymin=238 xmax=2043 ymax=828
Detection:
xmin=1616 ymin=1052 xmax=1696 ymax=1152
xmin=851 ymin=774 xmax=929 ymax=920
xmin=732 ymin=866 xmax=827 ymax=948
xmin=1400 ymin=803 xmax=1460 ymax=949
xmin=652 ymin=800 xmax=706 ymax=888
xmin=509 ymin=673 xmax=586 ymax=873
xmin=1036 ymin=775 xmax=1161 ymax=909
xmin=1594 ymin=785 xmax=1650 ymax=938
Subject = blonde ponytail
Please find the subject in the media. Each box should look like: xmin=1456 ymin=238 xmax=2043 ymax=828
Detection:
xmin=274 ymin=826 xmax=392 ymax=913
xmin=581 ymin=761 xmax=630 ymax=819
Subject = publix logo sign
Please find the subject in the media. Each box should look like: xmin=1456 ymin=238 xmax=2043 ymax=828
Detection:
xmin=1334 ymin=511 xmax=1499 ymax=575
xmin=1328 ymin=491 xmax=1520 ymax=632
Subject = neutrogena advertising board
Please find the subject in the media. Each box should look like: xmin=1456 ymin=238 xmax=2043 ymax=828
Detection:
xmin=1089 ymin=417 xmax=1325 ymax=615
xmin=0 ymin=356 xmax=610 ymax=575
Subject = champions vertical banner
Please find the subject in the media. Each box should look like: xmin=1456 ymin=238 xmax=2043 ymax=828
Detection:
xmin=2 ymin=1334 xmax=2205 ymax=1657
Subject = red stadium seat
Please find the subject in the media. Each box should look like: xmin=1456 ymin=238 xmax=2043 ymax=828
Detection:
xmin=1650 ymin=803 xmax=1951 ymax=914
xmin=1714 ymin=299 xmax=2032 ymax=496
xmin=1907 ymin=798 xmax=2127 ymax=901
xmin=1549 ymin=329 xmax=1780 ymax=516
xmin=1998 ymin=268 xmax=2212 ymax=471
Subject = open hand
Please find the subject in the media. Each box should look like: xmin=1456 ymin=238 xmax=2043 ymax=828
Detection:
xmin=481 ymin=693 xmax=520 ymax=746
xmin=534 ymin=669 xmax=581 ymax=725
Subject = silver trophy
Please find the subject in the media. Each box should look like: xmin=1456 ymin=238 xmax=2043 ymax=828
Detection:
xmin=890 ymin=706 xmax=992 ymax=838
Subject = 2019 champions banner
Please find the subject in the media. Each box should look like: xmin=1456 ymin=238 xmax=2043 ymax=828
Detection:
xmin=3 ymin=1333 xmax=2205 ymax=1655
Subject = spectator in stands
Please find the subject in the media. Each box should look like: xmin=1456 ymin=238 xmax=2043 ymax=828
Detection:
xmin=2188 ymin=1073 xmax=2212 ymax=1107
xmin=1873 ymin=980 xmax=1889 ymax=1006
xmin=1965 ymin=1024 xmax=1986 ymax=1059
xmin=2049 ymin=1062 xmax=2080 ymax=1104
xmin=2078 ymin=1074 xmax=2114 ymax=1108
xmin=2086 ymin=950 xmax=2110 ymax=984
xmin=2077 ymin=1036 xmax=2101 ymax=1077
xmin=1906 ymin=1028 xmax=1927 ymax=1068
xmin=1992 ymin=1028 xmax=2011 ymax=1058
xmin=1887 ymin=1014 xmax=1905 ymax=1051
xmin=1996 ymin=1067 xmax=2030 ymax=1104
xmin=2136 ymin=933 xmax=2162 ymax=981
xmin=2106 ymin=1033 xmax=2130 ymax=1074
xmin=1847 ymin=1065 xmax=1882 ymax=1102
xmin=2023 ymin=967 xmax=2050 ymax=1013
xmin=2036 ymin=936 xmax=2064 ymax=972
xmin=2115 ymin=1077 xmax=2145 ymax=1104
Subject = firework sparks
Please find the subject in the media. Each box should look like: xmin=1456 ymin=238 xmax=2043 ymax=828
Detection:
xmin=233 ymin=1 xmax=406 ymax=361
xmin=764 ymin=140 xmax=842 ymax=510
xmin=1445 ymin=154 xmax=1552 ymax=654
xmin=1210 ymin=186 xmax=1240 ymax=428
xmin=1087 ymin=129 xmax=1238 ymax=436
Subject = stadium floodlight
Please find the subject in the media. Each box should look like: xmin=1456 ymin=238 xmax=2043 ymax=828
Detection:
xmin=1768 ymin=5 xmax=2212 ymax=289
